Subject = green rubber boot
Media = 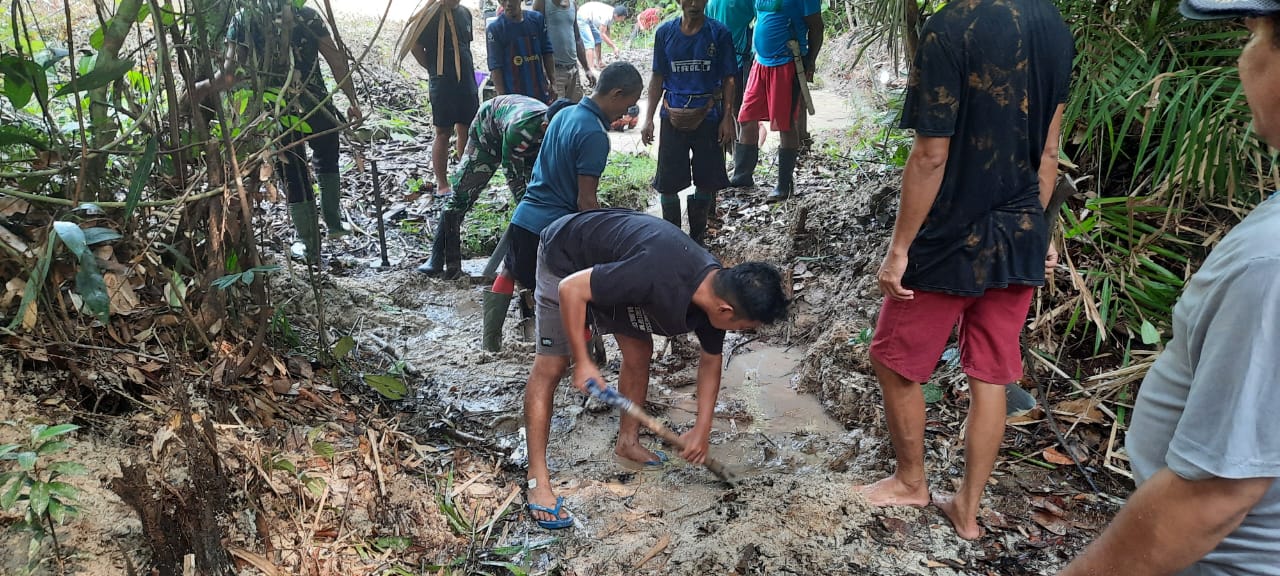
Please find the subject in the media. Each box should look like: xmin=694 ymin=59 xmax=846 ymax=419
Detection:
xmin=317 ymin=172 xmax=348 ymax=237
xmin=687 ymin=193 xmax=712 ymax=245
xmin=288 ymin=202 xmax=321 ymax=264
xmin=482 ymin=289 xmax=514 ymax=352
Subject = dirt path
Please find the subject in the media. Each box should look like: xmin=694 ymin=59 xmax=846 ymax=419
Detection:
xmin=0 ymin=5 xmax=1119 ymax=574
xmin=244 ymin=7 xmax=1113 ymax=574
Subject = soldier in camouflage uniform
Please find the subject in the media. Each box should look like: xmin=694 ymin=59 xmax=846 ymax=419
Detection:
xmin=418 ymin=95 xmax=575 ymax=279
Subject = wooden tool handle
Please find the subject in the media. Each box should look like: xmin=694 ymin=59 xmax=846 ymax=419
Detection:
xmin=787 ymin=40 xmax=817 ymax=115
xmin=622 ymin=404 xmax=737 ymax=486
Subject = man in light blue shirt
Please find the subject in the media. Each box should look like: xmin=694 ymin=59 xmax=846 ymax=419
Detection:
xmin=479 ymin=63 xmax=643 ymax=355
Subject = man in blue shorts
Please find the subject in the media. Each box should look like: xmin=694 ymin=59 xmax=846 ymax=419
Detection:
xmin=639 ymin=0 xmax=737 ymax=244
xmin=487 ymin=0 xmax=557 ymax=103
xmin=579 ymin=2 xmax=629 ymax=69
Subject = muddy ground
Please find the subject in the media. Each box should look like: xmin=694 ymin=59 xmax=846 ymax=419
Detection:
xmin=0 ymin=6 xmax=1126 ymax=576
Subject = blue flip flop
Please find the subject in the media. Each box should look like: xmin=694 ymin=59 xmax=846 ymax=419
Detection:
xmin=615 ymin=450 xmax=669 ymax=471
xmin=645 ymin=450 xmax=670 ymax=468
xmin=527 ymin=496 xmax=574 ymax=530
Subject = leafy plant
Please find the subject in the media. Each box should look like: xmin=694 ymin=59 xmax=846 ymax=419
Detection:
xmin=363 ymin=373 xmax=409 ymax=401
xmin=460 ymin=197 xmax=513 ymax=257
xmin=211 ymin=265 xmax=282 ymax=290
xmin=265 ymin=452 xmax=327 ymax=500
xmin=598 ymin=152 xmax=657 ymax=211
xmin=0 ymin=423 xmax=86 ymax=574
xmin=270 ymin=307 xmax=302 ymax=349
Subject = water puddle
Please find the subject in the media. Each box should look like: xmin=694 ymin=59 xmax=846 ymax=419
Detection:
xmin=665 ymin=345 xmax=844 ymax=475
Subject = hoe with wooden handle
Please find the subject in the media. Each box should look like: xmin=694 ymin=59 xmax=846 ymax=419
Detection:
xmin=586 ymin=379 xmax=738 ymax=487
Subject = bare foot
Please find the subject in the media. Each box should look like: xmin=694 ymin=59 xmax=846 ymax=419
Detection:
xmin=933 ymin=492 xmax=982 ymax=540
xmin=855 ymin=475 xmax=930 ymax=507
xmin=614 ymin=443 xmax=663 ymax=466
xmin=526 ymin=478 xmax=569 ymax=523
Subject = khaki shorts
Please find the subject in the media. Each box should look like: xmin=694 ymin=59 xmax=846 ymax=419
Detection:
xmin=534 ymin=244 xmax=571 ymax=356
xmin=552 ymin=64 xmax=585 ymax=102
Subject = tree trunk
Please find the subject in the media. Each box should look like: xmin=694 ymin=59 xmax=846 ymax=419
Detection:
xmin=87 ymin=0 xmax=144 ymax=202
xmin=904 ymin=0 xmax=921 ymax=69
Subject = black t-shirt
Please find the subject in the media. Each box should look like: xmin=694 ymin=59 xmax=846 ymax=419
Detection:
xmin=227 ymin=4 xmax=332 ymax=110
xmin=898 ymin=0 xmax=1074 ymax=295
xmin=417 ymin=5 xmax=477 ymax=90
xmin=540 ymin=209 xmax=727 ymax=354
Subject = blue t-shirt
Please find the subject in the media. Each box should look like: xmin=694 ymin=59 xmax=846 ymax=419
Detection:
xmin=487 ymin=11 xmax=556 ymax=103
xmin=753 ymin=0 xmax=820 ymax=66
xmin=705 ymin=0 xmax=755 ymax=71
xmin=653 ymin=17 xmax=737 ymax=123
xmin=510 ymin=97 xmax=611 ymax=234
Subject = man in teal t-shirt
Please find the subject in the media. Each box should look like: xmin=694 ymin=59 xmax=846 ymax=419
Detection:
xmin=706 ymin=0 xmax=754 ymax=124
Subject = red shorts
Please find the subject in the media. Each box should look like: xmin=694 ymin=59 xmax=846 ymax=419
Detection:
xmin=738 ymin=61 xmax=799 ymax=133
xmin=869 ymin=286 xmax=1035 ymax=385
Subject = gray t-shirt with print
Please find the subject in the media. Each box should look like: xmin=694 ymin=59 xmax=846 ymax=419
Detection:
xmin=1126 ymin=194 xmax=1280 ymax=575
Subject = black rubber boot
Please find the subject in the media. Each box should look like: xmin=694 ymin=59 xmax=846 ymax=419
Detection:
xmin=660 ymin=194 xmax=682 ymax=229
xmin=728 ymin=143 xmax=758 ymax=188
xmin=416 ymin=212 xmax=450 ymax=276
xmin=687 ymin=195 xmax=711 ymax=245
xmin=482 ymin=289 xmax=513 ymax=352
xmin=442 ymin=210 xmax=463 ymax=279
xmin=417 ymin=210 xmax=463 ymax=278
xmin=767 ymin=148 xmax=798 ymax=203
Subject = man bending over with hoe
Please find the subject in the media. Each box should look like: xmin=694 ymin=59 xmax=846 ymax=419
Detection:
xmin=522 ymin=208 xmax=789 ymax=529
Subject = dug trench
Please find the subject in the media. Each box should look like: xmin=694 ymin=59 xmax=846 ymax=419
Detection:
xmin=0 ymin=12 xmax=1123 ymax=576
xmin=272 ymin=34 xmax=1117 ymax=571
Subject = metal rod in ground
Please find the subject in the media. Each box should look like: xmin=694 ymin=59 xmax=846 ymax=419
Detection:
xmin=371 ymin=159 xmax=390 ymax=268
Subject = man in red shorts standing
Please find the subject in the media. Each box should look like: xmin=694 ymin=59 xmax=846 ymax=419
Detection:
xmin=730 ymin=0 xmax=822 ymax=202
xmin=855 ymin=0 xmax=1074 ymax=541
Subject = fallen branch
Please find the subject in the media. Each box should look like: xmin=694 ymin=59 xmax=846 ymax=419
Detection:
xmin=1034 ymin=377 xmax=1101 ymax=493
xmin=724 ymin=335 xmax=760 ymax=368
xmin=0 ymin=184 xmax=226 ymax=208
xmin=632 ymin=534 xmax=671 ymax=572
